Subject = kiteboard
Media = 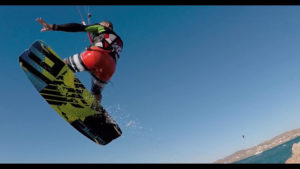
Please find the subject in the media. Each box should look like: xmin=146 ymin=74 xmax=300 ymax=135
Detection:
xmin=18 ymin=40 xmax=122 ymax=145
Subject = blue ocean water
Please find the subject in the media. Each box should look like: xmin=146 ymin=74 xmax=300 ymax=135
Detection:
xmin=234 ymin=136 xmax=300 ymax=164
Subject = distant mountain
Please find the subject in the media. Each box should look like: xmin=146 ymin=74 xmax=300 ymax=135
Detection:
xmin=214 ymin=128 xmax=300 ymax=163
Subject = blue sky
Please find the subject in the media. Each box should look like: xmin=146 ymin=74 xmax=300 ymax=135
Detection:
xmin=1 ymin=5 xmax=300 ymax=163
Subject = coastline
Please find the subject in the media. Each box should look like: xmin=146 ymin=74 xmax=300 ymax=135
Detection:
xmin=285 ymin=142 xmax=300 ymax=164
xmin=215 ymin=128 xmax=300 ymax=163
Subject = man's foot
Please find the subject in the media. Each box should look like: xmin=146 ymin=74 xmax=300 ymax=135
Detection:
xmin=90 ymin=94 xmax=102 ymax=111
xmin=94 ymin=94 xmax=102 ymax=103
xmin=91 ymin=99 xmax=101 ymax=111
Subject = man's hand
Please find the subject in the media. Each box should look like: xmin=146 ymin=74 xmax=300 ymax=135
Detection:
xmin=36 ymin=17 xmax=53 ymax=32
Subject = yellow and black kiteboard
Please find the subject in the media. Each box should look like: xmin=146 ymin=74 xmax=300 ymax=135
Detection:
xmin=19 ymin=40 xmax=122 ymax=145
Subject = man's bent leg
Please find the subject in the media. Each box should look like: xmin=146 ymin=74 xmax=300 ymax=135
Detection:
xmin=64 ymin=53 xmax=87 ymax=73
xmin=91 ymin=77 xmax=107 ymax=104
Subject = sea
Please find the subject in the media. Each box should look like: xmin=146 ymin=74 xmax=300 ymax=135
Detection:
xmin=233 ymin=136 xmax=300 ymax=164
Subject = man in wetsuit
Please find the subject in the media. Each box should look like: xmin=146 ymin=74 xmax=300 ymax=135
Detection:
xmin=36 ymin=17 xmax=123 ymax=105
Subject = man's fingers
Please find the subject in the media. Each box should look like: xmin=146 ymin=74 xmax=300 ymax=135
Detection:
xmin=36 ymin=17 xmax=47 ymax=26
xmin=36 ymin=17 xmax=43 ymax=23
xmin=36 ymin=17 xmax=51 ymax=31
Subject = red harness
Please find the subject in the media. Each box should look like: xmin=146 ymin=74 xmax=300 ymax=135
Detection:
xmin=80 ymin=46 xmax=116 ymax=82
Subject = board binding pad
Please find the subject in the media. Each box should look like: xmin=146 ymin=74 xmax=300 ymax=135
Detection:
xmin=19 ymin=40 xmax=122 ymax=145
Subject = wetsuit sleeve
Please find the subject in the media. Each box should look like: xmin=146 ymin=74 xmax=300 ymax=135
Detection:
xmin=52 ymin=23 xmax=87 ymax=32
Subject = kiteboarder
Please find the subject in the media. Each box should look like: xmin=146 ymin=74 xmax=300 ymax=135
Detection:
xmin=36 ymin=17 xmax=123 ymax=105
